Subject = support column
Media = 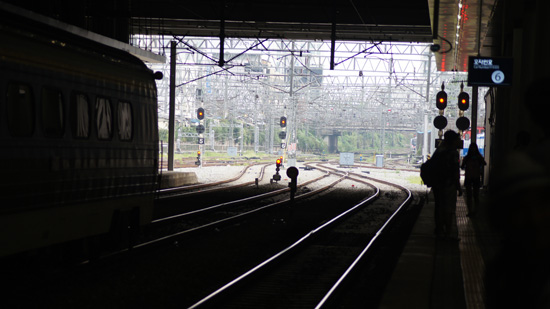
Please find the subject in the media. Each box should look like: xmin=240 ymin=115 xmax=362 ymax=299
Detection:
xmin=327 ymin=131 xmax=341 ymax=153
xmin=328 ymin=135 xmax=338 ymax=153
xmin=330 ymin=22 xmax=336 ymax=70
xmin=423 ymin=53 xmax=432 ymax=161
xmin=168 ymin=41 xmax=176 ymax=171
xmin=471 ymin=86 xmax=479 ymax=142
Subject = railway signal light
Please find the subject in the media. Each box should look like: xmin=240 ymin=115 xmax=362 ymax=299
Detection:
xmin=433 ymin=115 xmax=448 ymax=130
xmin=286 ymin=166 xmax=299 ymax=201
xmin=456 ymin=83 xmax=470 ymax=138
xmin=436 ymin=90 xmax=447 ymax=110
xmin=197 ymin=107 xmax=205 ymax=120
xmin=434 ymin=83 xmax=448 ymax=147
xmin=458 ymin=91 xmax=470 ymax=111
xmin=456 ymin=116 xmax=470 ymax=131
xmin=196 ymin=124 xmax=205 ymax=134
xmin=196 ymin=150 xmax=201 ymax=166
xmin=272 ymin=157 xmax=282 ymax=182
xmin=280 ymin=116 xmax=287 ymax=128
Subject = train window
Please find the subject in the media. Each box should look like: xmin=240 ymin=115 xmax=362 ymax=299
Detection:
xmin=117 ymin=101 xmax=133 ymax=141
xmin=6 ymin=83 xmax=34 ymax=137
xmin=41 ymin=87 xmax=65 ymax=137
xmin=71 ymin=93 xmax=90 ymax=139
xmin=141 ymin=105 xmax=155 ymax=141
xmin=96 ymin=97 xmax=112 ymax=140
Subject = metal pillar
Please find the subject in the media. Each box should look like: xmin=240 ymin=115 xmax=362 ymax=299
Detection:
xmin=168 ymin=41 xmax=176 ymax=171
xmin=422 ymin=53 xmax=432 ymax=162
xmin=471 ymin=86 xmax=478 ymax=142
xmin=328 ymin=135 xmax=338 ymax=153
xmin=471 ymin=0 xmax=482 ymax=143
xmin=239 ymin=123 xmax=244 ymax=156
xmin=254 ymin=126 xmax=259 ymax=153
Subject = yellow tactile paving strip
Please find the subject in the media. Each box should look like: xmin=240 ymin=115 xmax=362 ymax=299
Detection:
xmin=456 ymin=197 xmax=486 ymax=309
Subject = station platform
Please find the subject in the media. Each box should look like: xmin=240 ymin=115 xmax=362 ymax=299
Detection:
xmin=380 ymin=189 xmax=501 ymax=309
xmin=158 ymin=171 xmax=198 ymax=189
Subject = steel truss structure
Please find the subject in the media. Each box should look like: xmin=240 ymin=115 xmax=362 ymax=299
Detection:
xmin=131 ymin=35 xmax=468 ymax=152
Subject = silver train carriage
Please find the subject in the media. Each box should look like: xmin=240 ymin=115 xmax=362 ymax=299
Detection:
xmin=0 ymin=8 xmax=160 ymax=257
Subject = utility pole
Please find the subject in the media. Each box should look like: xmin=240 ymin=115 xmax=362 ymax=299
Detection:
xmin=471 ymin=0 xmax=483 ymax=143
xmin=422 ymin=53 xmax=432 ymax=162
xmin=286 ymin=41 xmax=295 ymax=163
xmin=168 ymin=41 xmax=176 ymax=171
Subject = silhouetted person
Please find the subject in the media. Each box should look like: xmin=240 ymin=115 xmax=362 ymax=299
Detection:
xmin=486 ymin=78 xmax=550 ymax=308
xmin=431 ymin=130 xmax=462 ymax=240
xmin=460 ymin=143 xmax=486 ymax=216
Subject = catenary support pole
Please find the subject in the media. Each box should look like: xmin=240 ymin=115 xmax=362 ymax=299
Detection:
xmin=168 ymin=40 xmax=176 ymax=171
xmin=423 ymin=53 xmax=432 ymax=162
xmin=471 ymin=0 xmax=482 ymax=143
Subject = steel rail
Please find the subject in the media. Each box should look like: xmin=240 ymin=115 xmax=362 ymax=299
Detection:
xmin=188 ymin=167 xmax=381 ymax=308
xmin=151 ymin=172 xmax=329 ymax=224
xmin=158 ymin=163 xmax=269 ymax=200
xmin=136 ymin=169 xmax=345 ymax=249
xmin=158 ymin=163 xmax=262 ymax=197
xmin=315 ymin=164 xmax=413 ymax=308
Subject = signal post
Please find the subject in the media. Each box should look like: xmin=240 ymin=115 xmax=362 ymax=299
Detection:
xmin=196 ymin=107 xmax=205 ymax=167
xmin=271 ymin=116 xmax=287 ymax=183
xmin=433 ymin=83 xmax=448 ymax=147
xmin=456 ymin=83 xmax=471 ymax=147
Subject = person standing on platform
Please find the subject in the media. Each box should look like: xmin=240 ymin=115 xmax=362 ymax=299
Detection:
xmin=431 ymin=130 xmax=462 ymax=240
xmin=461 ymin=143 xmax=486 ymax=217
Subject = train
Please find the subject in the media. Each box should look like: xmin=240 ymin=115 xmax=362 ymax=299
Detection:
xmin=462 ymin=127 xmax=485 ymax=156
xmin=410 ymin=130 xmax=433 ymax=157
xmin=0 ymin=6 xmax=162 ymax=258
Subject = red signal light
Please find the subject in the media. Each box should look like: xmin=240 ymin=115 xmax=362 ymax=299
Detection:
xmin=436 ymin=90 xmax=447 ymax=110
xmin=280 ymin=116 xmax=287 ymax=128
xmin=197 ymin=107 xmax=205 ymax=120
xmin=458 ymin=92 xmax=470 ymax=111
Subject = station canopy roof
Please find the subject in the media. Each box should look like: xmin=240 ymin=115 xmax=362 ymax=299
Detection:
xmin=5 ymin=0 xmax=498 ymax=72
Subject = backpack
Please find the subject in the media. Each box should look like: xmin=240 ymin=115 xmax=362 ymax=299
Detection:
xmin=420 ymin=156 xmax=439 ymax=187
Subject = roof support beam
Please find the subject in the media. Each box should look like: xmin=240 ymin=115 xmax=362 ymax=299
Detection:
xmin=330 ymin=22 xmax=336 ymax=70
xmin=218 ymin=0 xmax=225 ymax=67
xmin=433 ymin=0 xmax=440 ymax=40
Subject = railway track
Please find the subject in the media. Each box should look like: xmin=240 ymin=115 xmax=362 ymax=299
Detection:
xmin=2 ymin=162 xmax=424 ymax=308
xmin=187 ymin=163 xmax=416 ymax=308
xmin=101 ymin=162 xmax=343 ymax=257
xmin=157 ymin=163 xmax=267 ymax=198
xmin=138 ymin=168 xmax=335 ymax=249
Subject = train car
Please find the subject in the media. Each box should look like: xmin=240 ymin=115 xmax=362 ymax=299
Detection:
xmin=0 ymin=7 xmax=161 ymax=257
xmin=413 ymin=130 xmax=432 ymax=157
xmin=463 ymin=126 xmax=485 ymax=141
xmin=410 ymin=136 xmax=417 ymax=153
xmin=462 ymin=127 xmax=485 ymax=157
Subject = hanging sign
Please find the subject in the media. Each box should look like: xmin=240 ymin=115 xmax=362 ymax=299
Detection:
xmin=468 ymin=56 xmax=513 ymax=87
